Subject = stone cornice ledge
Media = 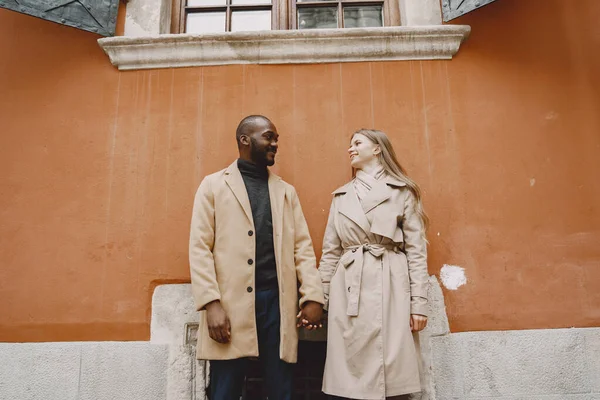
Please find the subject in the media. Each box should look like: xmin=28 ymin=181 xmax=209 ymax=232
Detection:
xmin=98 ymin=25 xmax=471 ymax=70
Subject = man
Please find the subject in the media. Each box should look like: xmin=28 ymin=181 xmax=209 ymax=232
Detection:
xmin=189 ymin=115 xmax=325 ymax=400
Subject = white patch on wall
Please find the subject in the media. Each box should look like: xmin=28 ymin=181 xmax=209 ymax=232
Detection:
xmin=440 ymin=264 xmax=467 ymax=290
xmin=530 ymin=178 xmax=536 ymax=187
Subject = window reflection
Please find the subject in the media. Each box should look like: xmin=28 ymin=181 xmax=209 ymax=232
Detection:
xmin=186 ymin=12 xmax=226 ymax=33
xmin=231 ymin=11 xmax=272 ymax=32
xmin=188 ymin=0 xmax=226 ymax=6
xmin=344 ymin=6 xmax=383 ymax=28
xmin=298 ymin=8 xmax=338 ymax=29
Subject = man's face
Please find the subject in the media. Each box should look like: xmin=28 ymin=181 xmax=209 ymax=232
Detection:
xmin=247 ymin=120 xmax=279 ymax=166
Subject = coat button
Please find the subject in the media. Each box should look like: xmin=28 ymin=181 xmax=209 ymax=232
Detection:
xmin=247 ymin=259 xmax=253 ymax=265
xmin=247 ymin=287 xmax=253 ymax=293
xmin=348 ymin=287 xmax=351 ymax=292
xmin=352 ymin=249 xmax=357 ymax=253
xmin=248 ymin=230 xmax=253 ymax=236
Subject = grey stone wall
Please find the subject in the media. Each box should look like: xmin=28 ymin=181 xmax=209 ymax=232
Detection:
xmin=0 ymin=342 xmax=168 ymax=400
xmin=431 ymin=328 xmax=600 ymax=400
xmin=150 ymin=284 xmax=206 ymax=400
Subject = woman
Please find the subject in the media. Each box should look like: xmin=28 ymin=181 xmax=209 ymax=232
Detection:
xmin=319 ymin=129 xmax=429 ymax=400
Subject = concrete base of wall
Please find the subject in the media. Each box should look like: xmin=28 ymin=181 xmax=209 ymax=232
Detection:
xmin=0 ymin=342 xmax=168 ymax=400
xmin=2 ymin=281 xmax=599 ymax=400
xmin=431 ymin=328 xmax=600 ymax=399
xmin=149 ymin=284 xmax=206 ymax=400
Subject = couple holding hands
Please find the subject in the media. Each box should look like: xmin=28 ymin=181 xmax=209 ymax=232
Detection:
xmin=189 ymin=115 xmax=429 ymax=400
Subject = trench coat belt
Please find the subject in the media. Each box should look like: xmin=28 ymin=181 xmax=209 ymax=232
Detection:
xmin=340 ymin=243 xmax=400 ymax=317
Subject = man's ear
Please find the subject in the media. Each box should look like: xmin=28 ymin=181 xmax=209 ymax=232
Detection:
xmin=239 ymin=135 xmax=250 ymax=146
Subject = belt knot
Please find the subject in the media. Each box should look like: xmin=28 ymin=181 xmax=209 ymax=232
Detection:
xmin=340 ymin=242 xmax=399 ymax=316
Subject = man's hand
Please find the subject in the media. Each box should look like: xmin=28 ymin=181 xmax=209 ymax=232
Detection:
xmin=205 ymin=300 xmax=231 ymax=343
xmin=410 ymin=314 xmax=427 ymax=332
xmin=296 ymin=301 xmax=323 ymax=330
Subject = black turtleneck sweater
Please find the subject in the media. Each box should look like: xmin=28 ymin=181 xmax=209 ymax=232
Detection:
xmin=237 ymin=159 xmax=278 ymax=291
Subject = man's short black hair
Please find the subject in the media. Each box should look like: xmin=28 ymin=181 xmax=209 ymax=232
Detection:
xmin=236 ymin=115 xmax=272 ymax=145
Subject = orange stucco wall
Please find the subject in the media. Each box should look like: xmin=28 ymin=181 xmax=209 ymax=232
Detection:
xmin=1 ymin=0 xmax=599 ymax=342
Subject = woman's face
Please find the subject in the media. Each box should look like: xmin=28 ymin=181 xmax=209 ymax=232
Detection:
xmin=348 ymin=133 xmax=379 ymax=169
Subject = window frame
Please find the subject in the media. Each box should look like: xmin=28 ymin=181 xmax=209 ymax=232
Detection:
xmin=172 ymin=0 xmax=399 ymax=33
xmin=291 ymin=0 xmax=398 ymax=30
xmin=172 ymin=0 xmax=281 ymax=33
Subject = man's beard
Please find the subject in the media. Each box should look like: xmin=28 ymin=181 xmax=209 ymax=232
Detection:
xmin=250 ymin=137 xmax=275 ymax=166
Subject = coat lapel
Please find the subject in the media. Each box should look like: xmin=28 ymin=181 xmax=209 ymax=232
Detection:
xmin=224 ymin=161 xmax=253 ymax=225
xmin=361 ymin=175 xmax=407 ymax=214
xmin=360 ymin=180 xmax=393 ymax=214
xmin=369 ymin=176 xmax=407 ymax=241
xmin=336 ymin=181 xmax=371 ymax=236
xmin=268 ymin=172 xmax=285 ymax=268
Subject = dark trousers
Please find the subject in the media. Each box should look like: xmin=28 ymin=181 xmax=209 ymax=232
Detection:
xmin=331 ymin=396 xmax=413 ymax=400
xmin=209 ymin=288 xmax=293 ymax=400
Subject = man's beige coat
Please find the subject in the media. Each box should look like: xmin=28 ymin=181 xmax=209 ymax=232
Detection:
xmin=189 ymin=161 xmax=324 ymax=363
xmin=319 ymin=176 xmax=429 ymax=399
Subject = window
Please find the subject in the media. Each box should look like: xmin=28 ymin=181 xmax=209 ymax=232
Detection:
xmin=171 ymin=0 xmax=399 ymax=33
xmin=172 ymin=0 xmax=279 ymax=33
xmin=293 ymin=2 xmax=390 ymax=30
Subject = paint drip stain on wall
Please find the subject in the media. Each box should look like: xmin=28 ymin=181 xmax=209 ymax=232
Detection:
xmin=440 ymin=264 xmax=467 ymax=290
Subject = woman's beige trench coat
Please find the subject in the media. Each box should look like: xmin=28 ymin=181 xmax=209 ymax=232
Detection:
xmin=319 ymin=175 xmax=429 ymax=399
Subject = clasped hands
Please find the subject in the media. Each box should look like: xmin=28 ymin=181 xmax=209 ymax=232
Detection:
xmin=296 ymin=300 xmax=324 ymax=330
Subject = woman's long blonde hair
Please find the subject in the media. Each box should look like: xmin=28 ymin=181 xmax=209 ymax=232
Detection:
xmin=352 ymin=128 xmax=430 ymax=234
